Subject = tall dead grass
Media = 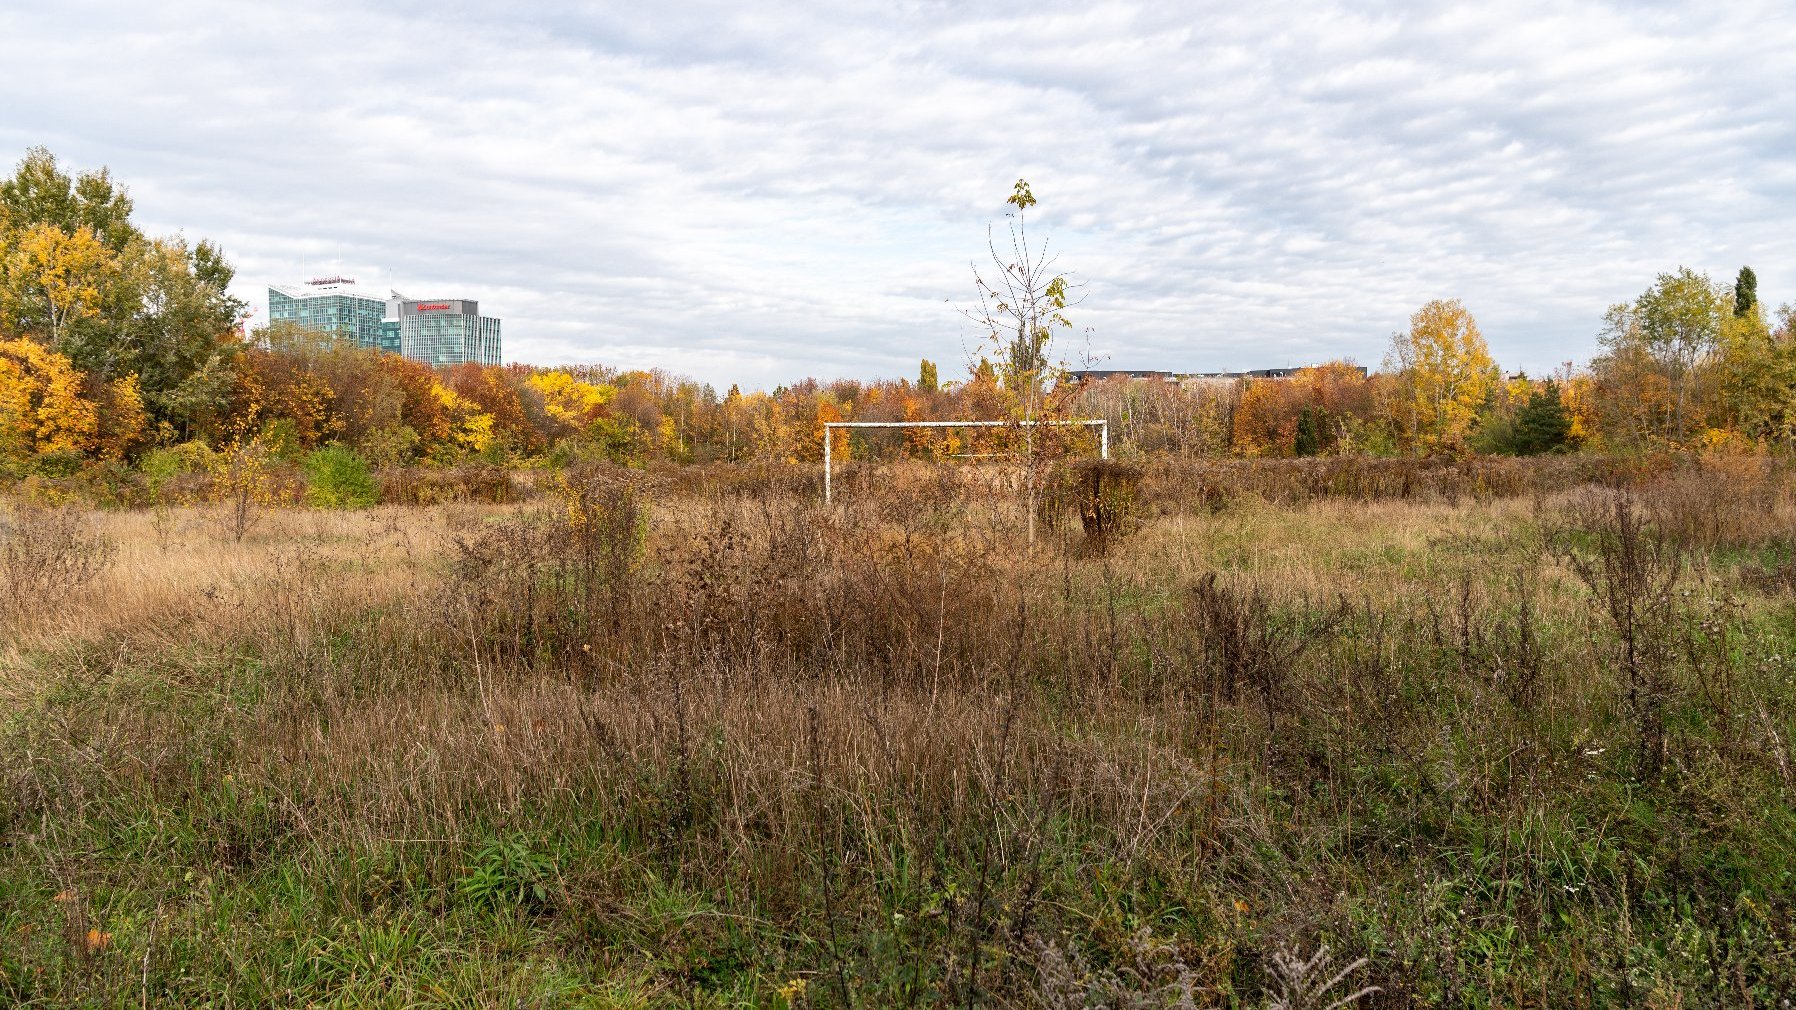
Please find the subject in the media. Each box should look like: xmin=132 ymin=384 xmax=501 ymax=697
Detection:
xmin=6 ymin=454 xmax=1796 ymax=1003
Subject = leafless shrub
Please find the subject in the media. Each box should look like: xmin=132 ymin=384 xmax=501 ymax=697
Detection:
xmin=1497 ymin=568 xmax=1544 ymax=712
xmin=1041 ymin=459 xmax=1146 ymax=556
xmin=1643 ymin=455 xmax=1792 ymax=551
xmin=557 ymin=465 xmax=648 ymax=622
xmin=440 ymin=471 xmax=647 ymax=676
xmin=1550 ymin=489 xmax=1685 ymax=777
xmin=1186 ymin=573 xmax=1342 ymax=739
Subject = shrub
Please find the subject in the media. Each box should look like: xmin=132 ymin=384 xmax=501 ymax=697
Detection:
xmin=210 ymin=440 xmax=278 ymax=541
xmin=1550 ymin=489 xmax=1686 ymax=777
xmin=355 ymin=424 xmax=422 ymax=469
xmin=1643 ymin=454 xmax=1791 ymax=551
xmin=377 ymin=463 xmax=519 ymax=505
xmin=1073 ymin=459 xmax=1144 ymax=553
xmin=1037 ymin=459 xmax=1146 ymax=552
xmin=556 ymin=465 xmax=648 ymax=594
xmin=140 ymin=441 xmax=217 ymax=503
xmin=302 ymin=444 xmax=378 ymax=510
xmin=27 ymin=451 xmax=85 ymax=479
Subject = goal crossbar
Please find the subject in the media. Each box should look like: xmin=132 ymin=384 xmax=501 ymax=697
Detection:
xmin=822 ymin=418 xmax=1108 ymax=503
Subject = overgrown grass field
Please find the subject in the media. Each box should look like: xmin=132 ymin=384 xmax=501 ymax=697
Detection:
xmin=5 ymin=456 xmax=1796 ymax=1007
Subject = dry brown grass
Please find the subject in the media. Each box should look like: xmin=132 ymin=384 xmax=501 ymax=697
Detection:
xmin=6 ymin=456 xmax=1796 ymax=1005
xmin=1 ymin=505 xmax=456 ymax=671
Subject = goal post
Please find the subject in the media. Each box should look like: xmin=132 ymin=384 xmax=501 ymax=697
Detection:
xmin=822 ymin=418 xmax=1108 ymax=504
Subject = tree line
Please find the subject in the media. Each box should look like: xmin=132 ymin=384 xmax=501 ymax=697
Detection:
xmin=4 ymin=147 xmax=1795 ymax=487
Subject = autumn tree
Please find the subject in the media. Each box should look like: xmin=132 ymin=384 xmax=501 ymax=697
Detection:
xmin=0 ymin=224 xmax=115 ymax=346
xmin=529 ymin=370 xmax=617 ymax=436
xmin=1227 ymin=363 xmax=1377 ymax=457
xmin=1384 ymin=299 xmax=1497 ymax=454
xmin=0 ymin=337 xmax=98 ymax=464
xmin=92 ymin=373 xmax=148 ymax=461
xmin=807 ymin=398 xmax=849 ymax=464
xmin=959 ymin=179 xmax=1084 ymax=541
xmin=719 ymin=384 xmax=749 ymax=461
xmin=1232 ymin=378 xmax=1304 ymax=456
xmin=374 ymin=353 xmax=451 ymax=445
xmin=0 ymin=147 xmax=138 ymax=252
xmin=750 ymin=391 xmax=791 ymax=461
xmin=445 ymin=363 xmax=540 ymax=454
xmin=1710 ymin=286 xmax=1796 ymax=440
xmin=963 ymin=180 xmax=1077 ymax=416
xmin=1596 ymin=268 xmax=1726 ymax=443
xmin=1295 ymin=362 xmax=1377 ymax=454
xmin=430 ymin=381 xmax=498 ymax=457
xmin=0 ymin=149 xmax=244 ymax=440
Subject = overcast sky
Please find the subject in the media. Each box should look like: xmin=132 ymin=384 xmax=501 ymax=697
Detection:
xmin=4 ymin=1 xmax=1792 ymax=390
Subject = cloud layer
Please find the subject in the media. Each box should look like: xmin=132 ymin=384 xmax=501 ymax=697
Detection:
xmin=5 ymin=1 xmax=1792 ymax=389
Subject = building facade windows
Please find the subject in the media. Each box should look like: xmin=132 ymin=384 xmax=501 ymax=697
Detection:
xmin=268 ymin=278 xmax=387 ymax=351
xmin=268 ymin=279 xmax=501 ymax=366
xmin=393 ymin=299 xmax=502 ymax=367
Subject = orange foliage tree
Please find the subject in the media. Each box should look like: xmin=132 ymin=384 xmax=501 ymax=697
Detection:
xmin=446 ymin=363 xmax=540 ymax=453
xmin=0 ymin=337 xmax=98 ymax=461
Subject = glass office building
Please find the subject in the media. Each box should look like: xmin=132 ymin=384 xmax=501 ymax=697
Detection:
xmin=392 ymin=299 xmax=503 ymax=367
xmin=267 ymin=278 xmax=390 ymax=351
xmin=268 ymin=279 xmax=500 ymax=365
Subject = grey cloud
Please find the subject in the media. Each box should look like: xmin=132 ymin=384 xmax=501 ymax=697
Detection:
xmin=3 ymin=0 xmax=1792 ymax=389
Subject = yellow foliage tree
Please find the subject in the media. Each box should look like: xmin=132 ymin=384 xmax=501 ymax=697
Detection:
xmin=0 ymin=224 xmax=115 ymax=345
xmin=527 ymin=370 xmax=616 ymax=431
xmin=1557 ymin=370 xmax=1602 ymax=448
xmin=430 ymin=380 xmax=497 ymax=455
xmin=1386 ymin=299 xmax=1497 ymax=454
xmin=209 ymin=437 xmax=276 ymax=542
xmin=95 ymin=373 xmax=148 ymax=461
xmin=0 ymin=337 xmax=98 ymax=460
xmin=655 ymin=415 xmax=686 ymax=461
xmin=900 ymin=393 xmax=955 ymax=459
xmin=750 ymin=393 xmax=790 ymax=462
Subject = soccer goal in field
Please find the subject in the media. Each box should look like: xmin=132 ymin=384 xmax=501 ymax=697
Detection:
xmin=821 ymin=418 xmax=1108 ymax=504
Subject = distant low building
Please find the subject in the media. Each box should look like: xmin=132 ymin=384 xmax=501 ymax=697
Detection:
xmin=267 ymin=278 xmax=501 ymax=366
xmin=1066 ymin=369 xmax=1178 ymax=383
xmin=1068 ymin=365 xmax=1365 ymax=384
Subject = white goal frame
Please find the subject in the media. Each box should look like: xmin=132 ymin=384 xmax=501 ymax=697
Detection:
xmin=822 ymin=418 xmax=1108 ymax=504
